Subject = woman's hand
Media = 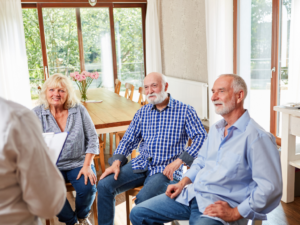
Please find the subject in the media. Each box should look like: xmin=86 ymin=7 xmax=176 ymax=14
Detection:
xmin=76 ymin=165 xmax=97 ymax=185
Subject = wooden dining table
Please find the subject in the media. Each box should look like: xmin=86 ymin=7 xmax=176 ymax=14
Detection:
xmin=76 ymin=88 xmax=141 ymax=134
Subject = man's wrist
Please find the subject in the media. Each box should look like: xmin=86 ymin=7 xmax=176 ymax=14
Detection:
xmin=113 ymin=160 xmax=121 ymax=167
xmin=232 ymin=207 xmax=242 ymax=221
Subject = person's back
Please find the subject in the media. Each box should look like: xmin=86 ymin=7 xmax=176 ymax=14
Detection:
xmin=0 ymin=97 xmax=66 ymax=225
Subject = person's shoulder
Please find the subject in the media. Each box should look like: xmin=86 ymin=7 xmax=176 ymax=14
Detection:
xmin=246 ymin=118 xmax=275 ymax=143
xmin=0 ymin=98 xmax=39 ymax=129
xmin=32 ymin=105 xmax=44 ymax=115
xmin=171 ymin=97 xmax=192 ymax=110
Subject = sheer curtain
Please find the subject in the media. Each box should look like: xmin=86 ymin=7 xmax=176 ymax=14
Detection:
xmin=146 ymin=0 xmax=162 ymax=74
xmin=205 ymin=0 xmax=233 ymax=125
xmin=288 ymin=0 xmax=300 ymax=103
xmin=0 ymin=0 xmax=31 ymax=108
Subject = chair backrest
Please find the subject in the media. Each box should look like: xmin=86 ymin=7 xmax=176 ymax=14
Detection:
xmin=138 ymin=87 xmax=148 ymax=106
xmin=131 ymin=149 xmax=139 ymax=159
xmin=124 ymin=83 xmax=134 ymax=100
xmin=115 ymin=79 xmax=121 ymax=95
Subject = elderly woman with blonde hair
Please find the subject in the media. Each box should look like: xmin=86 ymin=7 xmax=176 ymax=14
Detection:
xmin=32 ymin=73 xmax=99 ymax=225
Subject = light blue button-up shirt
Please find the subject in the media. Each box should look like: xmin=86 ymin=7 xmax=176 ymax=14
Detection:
xmin=176 ymin=110 xmax=282 ymax=224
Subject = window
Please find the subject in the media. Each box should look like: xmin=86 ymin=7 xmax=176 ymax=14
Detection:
xmin=236 ymin=0 xmax=292 ymax=145
xmin=22 ymin=2 xmax=146 ymax=105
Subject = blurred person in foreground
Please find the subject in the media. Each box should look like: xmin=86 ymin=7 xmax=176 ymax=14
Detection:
xmin=32 ymin=73 xmax=99 ymax=225
xmin=0 ymin=97 xmax=66 ymax=225
xmin=97 ymin=72 xmax=207 ymax=225
xmin=130 ymin=74 xmax=282 ymax=225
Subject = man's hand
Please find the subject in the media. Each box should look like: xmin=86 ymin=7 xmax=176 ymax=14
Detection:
xmin=76 ymin=165 xmax=97 ymax=185
xmin=163 ymin=158 xmax=183 ymax=181
xmin=165 ymin=182 xmax=185 ymax=199
xmin=203 ymin=201 xmax=242 ymax=222
xmin=100 ymin=160 xmax=121 ymax=180
xmin=165 ymin=177 xmax=192 ymax=199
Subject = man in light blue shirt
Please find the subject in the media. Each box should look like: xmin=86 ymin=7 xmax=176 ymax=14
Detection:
xmin=130 ymin=74 xmax=282 ymax=225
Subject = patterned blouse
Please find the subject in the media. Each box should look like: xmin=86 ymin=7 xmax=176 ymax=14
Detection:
xmin=32 ymin=104 xmax=99 ymax=171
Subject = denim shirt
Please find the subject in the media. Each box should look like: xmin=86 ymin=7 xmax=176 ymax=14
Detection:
xmin=32 ymin=104 xmax=99 ymax=171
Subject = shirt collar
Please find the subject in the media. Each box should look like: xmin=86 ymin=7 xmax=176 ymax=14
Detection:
xmin=150 ymin=93 xmax=174 ymax=111
xmin=215 ymin=110 xmax=250 ymax=132
xmin=41 ymin=104 xmax=78 ymax=115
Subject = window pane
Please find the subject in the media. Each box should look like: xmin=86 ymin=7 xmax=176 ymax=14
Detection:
xmin=113 ymin=8 xmax=145 ymax=97
xmin=43 ymin=8 xmax=80 ymax=76
xmin=250 ymin=0 xmax=272 ymax=132
xmin=277 ymin=0 xmax=291 ymax=137
xmin=22 ymin=8 xmax=44 ymax=104
xmin=80 ymin=8 xmax=113 ymax=89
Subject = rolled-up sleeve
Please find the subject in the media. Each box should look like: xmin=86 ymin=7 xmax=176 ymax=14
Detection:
xmin=237 ymin=134 xmax=282 ymax=220
xmin=80 ymin=105 xmax=99 ymax=155
xmin=180 ymin=106 xmax=207 ymax=166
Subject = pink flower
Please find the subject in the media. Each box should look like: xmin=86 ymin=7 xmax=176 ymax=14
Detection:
xmin=70 ymin=72 xmax=75 ymax=77
xmin=90 ymin=73 xmax=96 ymax=79
xmin=72 ymin=77 xmax=75 ymax=81
xmin=75 ymin=74 xmax=81 ymax=80
xmin=81 ymin=75 xmax=86 ymax=80
xmin=74 ymin=71 xmax=79 ymax=76
xmin=85 ymin=72 xmax=91 ymax=77
xmin=94 ymin=72 xmax=99 ymax=79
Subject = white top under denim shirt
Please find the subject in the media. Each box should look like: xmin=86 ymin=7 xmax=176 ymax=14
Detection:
xmin=32 ymin=104 xmax=99 ymax=170
xmin=176 ymin=110 xmax=282 ymax=225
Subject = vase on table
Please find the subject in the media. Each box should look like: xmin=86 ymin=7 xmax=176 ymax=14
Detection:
xmin=70 ymin=71 xmax=99 ymax=102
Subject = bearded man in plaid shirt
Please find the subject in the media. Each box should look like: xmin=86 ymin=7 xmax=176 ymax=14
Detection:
xmin=97 ymin=72 xmax=207 ymax=225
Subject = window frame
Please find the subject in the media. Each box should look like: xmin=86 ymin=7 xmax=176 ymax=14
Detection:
xmin=234 ymin=0 xmax=282 ymax=146
xmin=21 ymin=1 xmax=147 ymax=86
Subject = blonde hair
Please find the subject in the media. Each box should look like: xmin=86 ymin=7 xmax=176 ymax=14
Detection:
xmin=39 ymin=73 xmax=80 ymax=109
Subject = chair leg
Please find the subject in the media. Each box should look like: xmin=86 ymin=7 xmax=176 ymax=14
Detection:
xmin=116 ymin=133 xmax=120 ymax=149
xmin=102 ymin=134 xmax=106 ymax=150
xmin=109 ymin=133 xmax=113 ymax=155
xmin=100 ymin=143 xmax=105 ymax=173
xmin=46 ymin=219 xmax=50 ymax=225
xmin=93 ymin=193 xmax=98 ymax=225
xmin=93 ymin=157 xmax=100 ymax=172
xmin=125 ymin=191 xmax=133 ymax=225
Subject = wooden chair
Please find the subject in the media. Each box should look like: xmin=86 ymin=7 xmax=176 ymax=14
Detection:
xmin=125 ymin=149 xmax=143 ymax=225
xmin=115 ymin=79 xmax=121 ymax=95
xmin=94 ymin=136 xmax=106 ymax=173
xmin=45 ymin=184 xmax=98 ymax=225
xmin=124 ymin=83 xmax=135 ymax=101
xmin=109 ymin=83 xmax=135 ymax=155
xmin=138 ymin=87 xmax=148 ymax=106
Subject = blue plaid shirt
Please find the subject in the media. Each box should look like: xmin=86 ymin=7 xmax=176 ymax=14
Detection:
xmin=110 ymin=95 xmax=207 ymax=180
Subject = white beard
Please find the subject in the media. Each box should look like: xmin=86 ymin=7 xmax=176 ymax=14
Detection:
xmin=213 ymin=97 xmax=236 ymax=115
xmin=146 ymin=91 xmax=168 ymax=105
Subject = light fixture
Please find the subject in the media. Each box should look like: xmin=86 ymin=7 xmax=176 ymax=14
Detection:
xmin=89 ymin=0 xmax=97 ymax=6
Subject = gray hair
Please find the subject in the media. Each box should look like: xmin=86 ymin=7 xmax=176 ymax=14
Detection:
xmin=219 ymin=74 xmax=248 ymax=101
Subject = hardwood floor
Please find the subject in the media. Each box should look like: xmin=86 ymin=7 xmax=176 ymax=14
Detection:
xmin=43 ymin=136 xmax=300 ymax=225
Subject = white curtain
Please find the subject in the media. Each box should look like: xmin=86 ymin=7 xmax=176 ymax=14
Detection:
xmin=205 ymin=0 xmax=233 ymax=125
xmin=146 ymin=0 xmax=162 ymax=74
xmin=287 ymin=0 xmax=300 ymax=103
xmin=0 ymin=0 xmax=31 ymax=108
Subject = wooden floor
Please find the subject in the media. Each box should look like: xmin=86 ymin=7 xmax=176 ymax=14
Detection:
xmin=43 ymin=136 xmax=300 ymax=225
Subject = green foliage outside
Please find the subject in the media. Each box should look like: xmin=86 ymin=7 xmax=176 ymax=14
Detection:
xmin=251 ymin=0 xmax=291 ymax=89
xmin=22 ymin=7 xmax=145 ymax=99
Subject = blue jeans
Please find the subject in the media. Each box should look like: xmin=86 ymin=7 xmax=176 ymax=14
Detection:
xmin=130 ymin=194 xmax=223 ymax=225
xmin=97 ymin=162 xmax=178 ymax=225
xmin=58 ymin=166 xmax=97 ymax=225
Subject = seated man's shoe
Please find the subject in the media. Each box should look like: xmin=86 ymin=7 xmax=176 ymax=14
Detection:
xmin=78 ymin=217 xmax=92 ymax=225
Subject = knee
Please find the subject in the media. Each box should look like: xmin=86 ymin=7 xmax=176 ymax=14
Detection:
xmin=130 ymin=206 xmax=147 ymax=225
xmin=97 ymin=177 xmax=114 ymax=195
xmin=78 ymin=183 xmax=97 ymax=198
